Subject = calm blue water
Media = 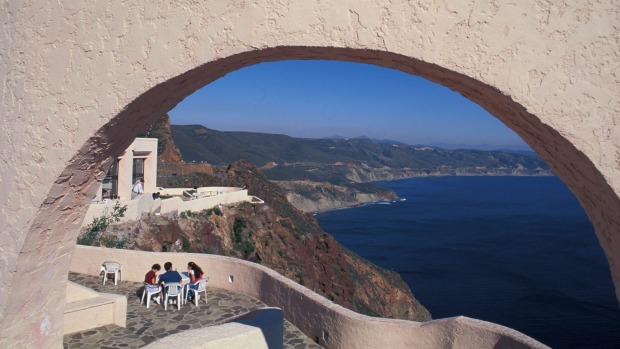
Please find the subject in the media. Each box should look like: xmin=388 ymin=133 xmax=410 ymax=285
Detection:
xmin=315 ymin=176 xmax=620 ymax=349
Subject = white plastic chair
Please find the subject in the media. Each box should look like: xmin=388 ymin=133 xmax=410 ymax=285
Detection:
xmin=185 ymin=277 xmax=209 ymax=306
xmin=163 ymin=282 xmax=183 ymax=310
xmin=101 ymin=261 xmax=122 ymax=285
xmin=141 ymin=282 xmax=161 ymax=308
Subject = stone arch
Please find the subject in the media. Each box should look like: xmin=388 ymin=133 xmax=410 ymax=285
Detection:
xmin=2 ymin=2 xmax=618 ymax=347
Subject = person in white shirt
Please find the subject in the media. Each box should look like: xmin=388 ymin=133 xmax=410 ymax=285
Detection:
xmin=132 ymin=178 xmax=144 ymax=199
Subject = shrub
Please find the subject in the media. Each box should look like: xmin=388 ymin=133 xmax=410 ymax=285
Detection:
xmin=202 ymin=206 xmax=222 ymax=217
xmin=235 ymin=240 xmax=255 ymax=255
xmin=213 ymin=206 xmax=222 ymax=216
xmin=232 ymin=217 xmax=255 ymax=256
xmin=78 ymin=203 xmax=127 ymax=246
xmin=101 ymin=236 xmax=130 ymax=249
xmin=233 ymin=217 xmax=246 ymax=243
xmin=233 ymin=217 xmax=246 ymax=235
xmin=296 ymin=271 xmax=305 ymax=286
xmin=182 ymin=236 xmax=191 ymax=251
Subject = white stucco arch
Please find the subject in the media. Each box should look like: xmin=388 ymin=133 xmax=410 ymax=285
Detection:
xmin=1 ymin=1 xmax=618 ymax=347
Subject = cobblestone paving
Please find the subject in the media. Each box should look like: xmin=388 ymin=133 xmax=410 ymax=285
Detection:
xmin=65 ymin=273 xmax=322 ymax=349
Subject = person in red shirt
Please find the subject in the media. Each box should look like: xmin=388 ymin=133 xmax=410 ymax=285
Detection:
xmin=144 ymin=264 xmax=162 ymax=304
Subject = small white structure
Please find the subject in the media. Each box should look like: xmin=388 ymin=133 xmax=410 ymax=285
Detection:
xmin=85 ymin=138 xmax=264 ymax=226
xmin=83 ymin=186 xmax=262 ymax=226
xmin=97 ymin=138 xmax=158 ymax=202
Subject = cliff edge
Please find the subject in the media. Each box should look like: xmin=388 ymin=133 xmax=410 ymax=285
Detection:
xmin=148 ymin=161 xmax=431 ymax=321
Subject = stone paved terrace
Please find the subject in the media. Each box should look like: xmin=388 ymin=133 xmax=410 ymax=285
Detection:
xmin=65 ymin=273 xmax=322 ymax=349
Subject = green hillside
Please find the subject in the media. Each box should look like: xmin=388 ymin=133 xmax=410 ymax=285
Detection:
xmin=171 ymin=124 xmax=550 ymax=179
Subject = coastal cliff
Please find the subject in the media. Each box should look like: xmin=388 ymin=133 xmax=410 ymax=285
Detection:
xmin=269 ymin=160 xmax=549 ymax=213
xmin=108 ymin=161 xmax=432 ymax=322
xmin=169 ymin=123 xmax=552 ymax=212
xmin=145 ymin=117 xmax=552 ymax=213
xmin=274 ymin=179 xmax=397 ymax=213
xmin=119 ymin=115 xmax=551 ymax=320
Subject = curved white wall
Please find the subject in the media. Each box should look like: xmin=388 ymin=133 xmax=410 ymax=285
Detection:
xmin=70 ymin=246 xmax=548 ymax=349
xmin=1 ymin=1 xmax=618 ymax=347
xmin=82 ymin=187 xmax=249 ymax=225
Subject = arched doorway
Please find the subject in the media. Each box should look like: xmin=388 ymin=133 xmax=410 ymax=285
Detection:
xmin=2 ymin=2 xmax=618 ymax=347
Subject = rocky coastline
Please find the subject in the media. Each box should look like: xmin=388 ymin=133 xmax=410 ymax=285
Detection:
xmin=148 ymin=161 xmax=433 ymax=322
xmin=131 ymin=115 xmax=550 ymax=322
xmin=274 ymin=179 xmax=398 ymax=213
xmin=274 ymin=169 xmax=553 ymax=213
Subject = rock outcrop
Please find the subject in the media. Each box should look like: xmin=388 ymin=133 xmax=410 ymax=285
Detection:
xmin=275 ymin=179 xmax=397 ymax=212
xmin=142 ymin=114 xmax=183 ymax=165
xmin=105 ymin=161 xmax=432 ymax=322
xmin=141 ymin=115 xmax=215 ymax=177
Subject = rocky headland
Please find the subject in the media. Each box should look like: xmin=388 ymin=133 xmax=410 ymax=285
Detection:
xmin=268 ymin=161 xmax=550 ymax=212
xmin=102 ymin=114 xmax=554 ymax=322
xmin=100 ymin=160 xmax=431 ymax=322
xmin=168 ymin=123 xmax=552 ymax=212
xmin=273 ymin=179 xmax=398 ymax=213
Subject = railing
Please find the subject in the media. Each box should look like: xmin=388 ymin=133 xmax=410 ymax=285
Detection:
xmin=69 ymin=246 xmax=549 ymax=349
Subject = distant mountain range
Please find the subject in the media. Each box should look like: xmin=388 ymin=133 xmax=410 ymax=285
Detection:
xmin=155 ymin=122 xmax=552 ymax=212
xmin=428 ymin=142 xmax=534 ymax=154
xmin=170 ymin=124 xmax=550 ymax=177
xmin=322 ymin=136 xmax=533 ymax=154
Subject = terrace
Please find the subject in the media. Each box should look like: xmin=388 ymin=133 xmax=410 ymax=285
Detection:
xmin=67 ymin=246 xmax=548 ymax=349
xmin=64 ymin=272 xmax=320 ymax=349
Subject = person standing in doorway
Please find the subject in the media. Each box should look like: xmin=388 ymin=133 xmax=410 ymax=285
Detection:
xmin=132 ymin=178 xmax=144 ymax=199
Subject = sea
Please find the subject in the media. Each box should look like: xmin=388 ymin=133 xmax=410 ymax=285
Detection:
xmin=315 ymin=176 xmax=620 ymax=349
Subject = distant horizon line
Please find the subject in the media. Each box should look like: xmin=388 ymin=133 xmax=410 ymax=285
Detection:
xmin=170 ymin=122 xmax=534 ymax=152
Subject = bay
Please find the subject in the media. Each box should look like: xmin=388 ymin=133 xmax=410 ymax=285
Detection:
xmin=315 ymin=176 xmax=620 ymax=349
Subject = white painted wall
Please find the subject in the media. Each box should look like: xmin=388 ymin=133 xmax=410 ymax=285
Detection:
xmin=82 ymin=188 xmax=252 ymax=226
xmin=70 ymin=246 xmax=548 ymax=349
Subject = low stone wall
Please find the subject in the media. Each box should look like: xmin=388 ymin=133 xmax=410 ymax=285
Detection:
xmin=167 ymin=189 xmax=250 ymax=215
xmin=82 ymin=187 xmax=251 ymax=227
xmin=69 ymin=246 xmax=548 ymax=349
xmin=158 ymin=187 xmax=243 ymax=197
xmin=82 ymin=195 xmax=158 ymax=225
xmin=64 ymin=281 xmax=127 ymax=335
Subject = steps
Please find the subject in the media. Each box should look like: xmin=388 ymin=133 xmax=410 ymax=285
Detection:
xmin=64 ymin=281 xmax=127 ymax=334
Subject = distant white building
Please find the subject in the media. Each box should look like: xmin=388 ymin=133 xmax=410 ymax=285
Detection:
xmin=97 ymin=138 xmax=158 ymax=201
xmin=86 ymin=137 xmax=264 ymax=226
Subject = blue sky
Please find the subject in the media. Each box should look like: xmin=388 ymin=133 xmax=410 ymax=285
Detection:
xmin=169 ymin=60 xmax=529 ymax=150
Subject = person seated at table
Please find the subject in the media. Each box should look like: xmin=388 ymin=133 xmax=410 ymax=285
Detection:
xmin=144 ymin=263 xmax=162 ymax=304
xmin=158 ymin=262 xmax=182 ymax=285
xmin=186 ymin=261 xmax=204 ymax=301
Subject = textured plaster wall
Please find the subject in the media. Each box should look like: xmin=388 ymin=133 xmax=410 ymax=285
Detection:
xmin=0 ymin=1 xmax=618 ymax=348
